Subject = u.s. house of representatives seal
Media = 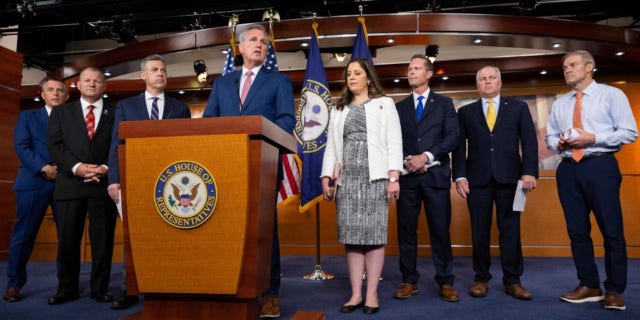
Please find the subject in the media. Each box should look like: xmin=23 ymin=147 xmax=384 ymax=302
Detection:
xmin=294 ymin=79 xmax=331 ymax=152
xmin=154 ymin=161 xmax=218 ymax=229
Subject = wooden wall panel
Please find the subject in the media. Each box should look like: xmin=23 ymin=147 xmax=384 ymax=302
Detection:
xmin=0 ymin=46 xmax=22 ymax=260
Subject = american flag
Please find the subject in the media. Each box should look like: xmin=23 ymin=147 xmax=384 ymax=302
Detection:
xmin=266 ymin=39 xmax=301 ymax=207
xmin=221 ymin=46 xmax=236 ymax=76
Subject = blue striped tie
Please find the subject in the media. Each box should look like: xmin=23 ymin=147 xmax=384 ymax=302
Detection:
xmin=150 ymin=97 xmax=159 ymax=120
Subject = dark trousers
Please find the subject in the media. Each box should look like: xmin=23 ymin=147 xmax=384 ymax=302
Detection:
xmin=396 ymin=175 xmax=454 ymax=286
xmin=263 ymin=156 xmax=284 ymax=296
xmin=467 ymin=180 xmax=523 ymax=285
xmin=56 ymin=198 xmax=117 ymax=295
xmin=6 ymin=183 xmax=59 ymax=290
xmin=556 ymin=154 xmax=627 ymax=293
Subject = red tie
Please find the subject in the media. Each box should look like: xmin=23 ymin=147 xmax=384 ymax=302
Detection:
xmin=240 ymin=70 xmax=253 ymax=111
xmin=86 ymin=105 xmax=95 ymax=139
xmin=571 ymin=92 xmax=584 ymax=162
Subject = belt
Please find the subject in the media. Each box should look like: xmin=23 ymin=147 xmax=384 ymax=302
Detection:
xmin=561 ymin=152 xmax=614 ymax=164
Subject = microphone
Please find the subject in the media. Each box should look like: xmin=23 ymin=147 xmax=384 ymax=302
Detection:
xmin=234 ymin=77 xmax=244 ymax=112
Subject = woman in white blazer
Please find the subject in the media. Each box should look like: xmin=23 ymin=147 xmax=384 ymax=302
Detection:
xmin=321 ymin=58 xmax=403 ymax=314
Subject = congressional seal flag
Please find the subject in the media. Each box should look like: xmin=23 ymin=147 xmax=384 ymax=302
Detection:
xmin=294 ymin=23 xmax=332 ymax=213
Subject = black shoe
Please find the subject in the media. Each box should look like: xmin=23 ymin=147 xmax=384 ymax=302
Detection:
xmin=363 ymin=305 xmax=380 ymax=314
xmin=111 ymin=294 xmax=139 ymax=310
xmin=90 ymin=292 xmax=114 ymax=302
xmin=339 ymin=300 xmax=364 ymax=313
xmin=48 ymin=292 xmax=79 ymax=305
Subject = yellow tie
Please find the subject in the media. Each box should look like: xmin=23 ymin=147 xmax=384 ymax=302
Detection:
xmin=486 ymin=100 xmax=496 ymax=131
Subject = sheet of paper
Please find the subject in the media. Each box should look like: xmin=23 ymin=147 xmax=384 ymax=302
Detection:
xmin=116 ymin=189 xmax=123 ymax=220
xmin=401 ymin=161 xmax=441 ymax=175
xmin=512 ymin=179 xmax=527 ymax=212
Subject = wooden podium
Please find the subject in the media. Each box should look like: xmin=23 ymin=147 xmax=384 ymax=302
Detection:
xmin=118 ymin=116 xmax=296 ymax=319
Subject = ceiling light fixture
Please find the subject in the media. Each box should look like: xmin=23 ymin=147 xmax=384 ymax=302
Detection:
xmin=425 ymin=45 xmax=439 ymax=63
xmin=194 ymin=59 xmax=208 ymax=83
xmin=473 ymin=38 xmax=483 ymax=44
xmin=333 ymin=53 xmax=347 ymax=62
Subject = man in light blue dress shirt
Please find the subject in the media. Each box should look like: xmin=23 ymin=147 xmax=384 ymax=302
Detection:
xmin=545 ymin=50 xmax=637 ymax=311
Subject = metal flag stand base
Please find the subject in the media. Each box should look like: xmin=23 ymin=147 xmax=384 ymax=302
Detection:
xmin=304 ymin=264 xmax=334 ymax=280
xmin=303 ymin=203 xmax=334 ymax=281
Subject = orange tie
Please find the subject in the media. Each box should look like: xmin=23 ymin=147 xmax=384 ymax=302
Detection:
xmin=571 ymin=92 xmax=584 ymax=162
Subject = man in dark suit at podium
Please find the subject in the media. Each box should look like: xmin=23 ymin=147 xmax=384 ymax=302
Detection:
xmin=203 ymin=24 xmax=295 ymax=318
xmin=47 ymin=67 xmax=118 ymax=305
xmin=107 ymin=54 xmax=191 ymax=310
xmin=4 ymin=77 xmax=68 ymax=303
xmin=452 ymin=66 xmax=538 ymax=300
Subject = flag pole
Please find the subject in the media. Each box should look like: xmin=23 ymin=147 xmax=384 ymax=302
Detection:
xmin=303 ymin=202 xmax=334 ymax=280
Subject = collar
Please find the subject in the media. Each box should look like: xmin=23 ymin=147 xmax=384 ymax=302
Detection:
xmin=145 ymin=91 xmax=165 ymax=101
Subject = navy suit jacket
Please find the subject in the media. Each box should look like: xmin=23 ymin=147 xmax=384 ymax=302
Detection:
xmin=48 ymin=100 xmax=115 ymax=200
xmin=203 ymin=66 xmax=295 ymax=132
xmin=13 ymin=107 xmax=55 ymax=191
xmin=452 ymin=97 xmax=538 ymax=186
xmin=107 ymin=93 xmax=191 ymax=184
xmin=396 ymin=91 xmax=459 ymax=188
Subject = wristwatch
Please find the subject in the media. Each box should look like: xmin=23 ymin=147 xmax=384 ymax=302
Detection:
xmin=388 ymin=177 xmax=398 ymax=183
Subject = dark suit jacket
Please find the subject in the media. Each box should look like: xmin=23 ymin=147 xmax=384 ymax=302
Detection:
xmin=48 ymin=100 xmax=115 ymax=200
xmin=107 ymin=93 xmax=191 ymax=185
xmin=396 ymin=91 xmax=459 ymax=188
xmin=13 ymin=107 xmax=55 ymax=191
xmin=452 ymin=97 xmax=538 ymax=186
xmin=203 ymin=66 xmax=295 ymax=132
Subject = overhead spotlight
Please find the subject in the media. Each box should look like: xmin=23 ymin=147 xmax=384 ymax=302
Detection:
xmin=519 ymin=0 xmax=538 ymax=12
xmin=184 ymin=12 xmax=205 ymax=31
xmin=425 ymin=45 xmax=439 ymax=63
xmin=16 ymin=0 xmax=36 ymax=18
xmin=194 ymin=59 xmax=208 ymax=83
xmin=70 ymin=82 xmax=77 ymax=88
xmin=473 ymin=38 xmax=483 ymax=44
xmin=333 ymin=53 xmax=347 ymax=62
xmin=112 ymin=19 xmax=137 ymax=44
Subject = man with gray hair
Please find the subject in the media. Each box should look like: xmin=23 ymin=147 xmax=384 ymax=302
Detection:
xmin=107 ymin=54 xmax=191 ymax=309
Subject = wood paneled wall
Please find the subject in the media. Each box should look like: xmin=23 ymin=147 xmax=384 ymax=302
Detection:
xmin=0 ymin=46 xmax=22 ymax=260
xmin=276 ymin=83 xmax=640 ymax=258
xmin=4 ymin=64 xmax=640 ymax=264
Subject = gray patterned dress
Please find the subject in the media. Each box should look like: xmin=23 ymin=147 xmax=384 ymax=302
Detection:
xmin=335 ymin=102 xmax=388 ymax=245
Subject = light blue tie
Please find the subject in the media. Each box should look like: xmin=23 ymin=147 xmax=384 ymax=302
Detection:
xmin=416 ymin=96 xmax=424 ymax=120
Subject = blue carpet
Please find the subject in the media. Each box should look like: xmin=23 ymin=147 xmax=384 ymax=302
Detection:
xmin=0 ymin=256 xmax=638 ymax=319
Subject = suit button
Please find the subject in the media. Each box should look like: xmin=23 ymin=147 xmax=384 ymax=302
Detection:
xmin=490 ymin=148 xmax=494 ymax=151
xmin=417 ymin=138 xmax=421 ymax=142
